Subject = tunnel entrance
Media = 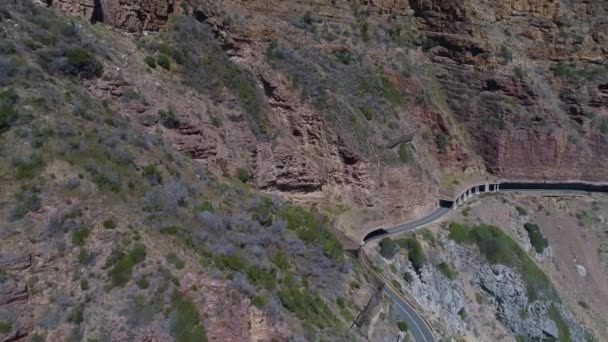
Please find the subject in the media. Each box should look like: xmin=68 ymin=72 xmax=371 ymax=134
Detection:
xmin=439 ymin=199 xmax=454 ymax=208
xmin=363 ymin=229 xmax=389 ymax=242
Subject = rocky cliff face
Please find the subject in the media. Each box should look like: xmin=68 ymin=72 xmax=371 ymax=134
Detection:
xmin=46 ymin=0 xmax=608 ymax=207
xmin=43 ymin=0 xmax=180 ymax=31
xmin=408 ymin=0 xmax=608 ymax=180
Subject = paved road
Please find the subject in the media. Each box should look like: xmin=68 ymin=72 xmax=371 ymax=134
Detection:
xmin=359 ymin=182 xmax=608 ymax=342
xmin=360 ymin=207 xmax=452 ymax=342
xmin=384 ymin=207 xmax=451 ymax=237
xmin=384 ymin=286 xmax=434 ymax=342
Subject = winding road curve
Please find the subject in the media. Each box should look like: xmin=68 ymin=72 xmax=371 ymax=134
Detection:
xmin=358 ymin=180 xmax=608 ymax=342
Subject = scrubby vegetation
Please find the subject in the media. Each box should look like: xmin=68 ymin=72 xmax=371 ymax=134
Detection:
xmin=154 ymin=16 xmax=269 ymax=135
xmin=106 ymin=243 xmax=147 ymax=287
xmin=524 ymin=222 xmax=549 ymax=254
xmin=264 ymin=29 xmax=407 ymax=157
xmin=550 ymin=62 xmax=608 ymax=81
xmin=548 ymin=305 xmax=571 ymax=342
xmin=448 ymin=223 xmax=556 ymax=301
xmin=397 ymin=320 xmax=408 ymax=332
xmin=396 ymin=237 xmax=426 ymax=273
xmin=171 ymin=290 xmax=208 ymax=342
xmin=437 ymin=261 xmax=457 ymax=280
xmin=379 ymin=237 xmax=398 ymax=259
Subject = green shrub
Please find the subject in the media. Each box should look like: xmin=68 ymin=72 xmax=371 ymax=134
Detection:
xmin=0 ymin=88 xmax=18 ymax=134
xmin=524 ymin=222 xmax=548 ymax=253
xmin=398 ymin=143 xmax=412 ymax=163
xmin=278 ymin=286 xmax=338 ymax=330
xmin=277 ymin=205 xmax=343 ymax=261
xmin=499 ymin=45 xmax=512 ymax=62
xmin=336 ymin=50 xmax=352 ymax=65
xmin=72 ymin=226 xmax=91 ymax=246
xmin=272 ymin=252 xmax=289 ymax=271
xmin=10 ymin=186 xmax=41 ymax=221
xmin=252 ymin=295 xmax=267 ymax=308
xmin=336 ymin=296 xmax=345 ymax=309
xmin=437 ymin=261 xmax=457 ymax=280
xmin=547 ymin=305 xmax=571 ymax=342
xmin=159 ymin=108 xmax=179 ymax=128
xmin=396 ymin=237 xmax=425 ymax=272
xmin=144 ymin=55 xmax=156 ymax=68
xmin=403 ymin=272 xmax=414 ymax=283
xmin=468 ymin=224 xmax=556 ymax=300
xmin=158 ymin=43 xmax=173 ymax=57
xmin=397 ymin=321 xmax=408 ymax=332
xmin=215 ymin=253 xmax=247 ymax=272
xmin=197 ymin=201 xmax=214 ymax=213
xmin=171 ymin=290 xmax=207 ymax=342
xmin=515 ymin=206 xmax=528 ymax=216
xmin=235 ymin=168 xmax=252 ymax=183
xmin=0 ymin=320 xmax=11 ymax=333
xmin=80 ymin=278 xmax=89 ymax=290
xmin=142 ymin=164 xmax=163 ymax=185
xmin=550 ymin=62 xmax=606 ymax=81
xmin=107 ymin=243 xmax=147 ymax=287
xmin=77 ymin=248 xmax=94 ymax=265
xmin=458 ymin=307 xmax=467 ymax=320
xmin=245 ymin=265 xmax=276 ymax=290
xmin=156 ymin=54 xmax=171 ymax=70
xmin=420 ymin=229 xmax=435 ymax=245
xmin=380 ymin=76 xmax=401 ymax=105
xmin=360 ymin=105 xmax=373 ymax=120
xmin=513 ymin=66 xmax=526 ymax=80
xmin=136 ymin=277 xmax=149 ymax=289
xmin=435 ymin=132 xmax=449 ymax=153
xmin=379 ymin=237 xmax=397 ymax=259
xmin=14 ymin=154 xmax=45 ymax=180
xmin=448 ymin=222 xmax=469 ymax=243
xmin=597 ymin=118 xmax=608 ymax=134
xmin=166 ymin=252 xmax=185 ymax=270
xmin=102 ymin=218 xmax=116 ymax=229
xmin=265 ymin=40 xmax=280 ymax=60
xmin=30 ymin=334 xmax=45 ymax=342
xmin=68 ymin=304 xmax=85 ymax=324
xmin=252 ymin=197 xmax=274 ymax=226
xmin=159 ymin=225 xmax=180 ymax=235
xmin=303 ymin=10 xmax=313 ymax=25
xmin=65 ymin=47 xmax=103 ymax=78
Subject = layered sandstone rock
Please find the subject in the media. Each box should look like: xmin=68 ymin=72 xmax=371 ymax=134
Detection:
xmin=45 ymin=0 xmax=180 ymax=31
xmin=44 ymin=0 xmax=608 ymax=221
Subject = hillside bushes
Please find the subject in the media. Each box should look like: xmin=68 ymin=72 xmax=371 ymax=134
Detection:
xmin=524 ymin=222 xmax=548 ymax=253
xmin=397 ymin=237 xmax=426 ymax=272
xmin=379 ymin=237 xmax=397 ymax=259
xmin=448 ymin=223 xmax=556 ymax=301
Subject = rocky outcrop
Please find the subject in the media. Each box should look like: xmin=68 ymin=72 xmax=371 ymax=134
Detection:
xmin=408 ymin=0 xmax=608 ymax=181
xmin=45 ymin=0 xmax=180 ymax=31
xmin=0 ymin=254 xmax=31 ymax=342
xmin=41 ymin=0 xmax=608 ymax=225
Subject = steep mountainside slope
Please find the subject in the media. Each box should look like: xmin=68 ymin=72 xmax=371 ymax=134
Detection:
xmin=3 ymin=0 xmax=608 ymax=341
xmin=0 ymin=2 xmax=387 ymax=341
xmin=44 ymin=0 xmax=608 ymax=233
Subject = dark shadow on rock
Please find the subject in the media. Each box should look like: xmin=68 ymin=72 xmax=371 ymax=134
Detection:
xmin=91 ymin=0 xmax=104 ymax=24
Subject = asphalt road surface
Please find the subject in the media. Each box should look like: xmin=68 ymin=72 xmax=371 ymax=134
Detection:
xmin=361 ymin=182 xmax=608 ymax=342
xmin=384 ymin=285 xmax=435 ymax=342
